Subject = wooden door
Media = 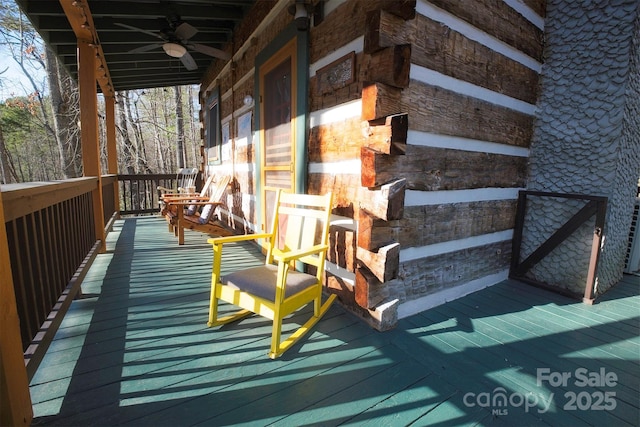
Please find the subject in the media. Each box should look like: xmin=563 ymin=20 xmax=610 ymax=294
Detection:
xmin=259 ymin=39 xmax=297 ymax=233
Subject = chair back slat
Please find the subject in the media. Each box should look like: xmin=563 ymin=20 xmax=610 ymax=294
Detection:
xmin=177 ymin=168 xmax=199 ymax=191
xmin=272 ymin=191 xmax=332 ymax=269
xmin=196 ymin=175 xmax=231 ymax=224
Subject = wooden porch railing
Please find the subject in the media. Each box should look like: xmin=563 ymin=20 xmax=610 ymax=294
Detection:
xmin=510 ymin=190 xmax=608 ymax=304
xmin=2 ymin=178 xmax=102 ymax=379
xmin=2 ymin=173 xmax=201 ymax=380
xmin=118 ymin=173 xmax=178 ymax=215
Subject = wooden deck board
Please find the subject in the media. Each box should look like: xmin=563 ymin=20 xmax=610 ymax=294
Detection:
xmin=28 ymin=217 xmax=640 ymax=426
xmin=413 ymin=293 xmax=636 ymax=426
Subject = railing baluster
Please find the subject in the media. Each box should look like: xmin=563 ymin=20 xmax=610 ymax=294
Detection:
xmin=7 ymin=219 xmax=31 ymax=349
xmin=33 ymin=210 xmax=52 ymax=322
xmin=117 ymin=174 xmax=177 ymax=215
xmin=3 ymin=174 xmax=184 ymax=378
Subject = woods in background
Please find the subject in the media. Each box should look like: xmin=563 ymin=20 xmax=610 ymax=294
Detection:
xmin=0 ymin=0 xmax=201 ymax=184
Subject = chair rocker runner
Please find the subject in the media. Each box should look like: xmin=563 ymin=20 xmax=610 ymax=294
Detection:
xmin=207 ymin=190 xmax=336 ymax=359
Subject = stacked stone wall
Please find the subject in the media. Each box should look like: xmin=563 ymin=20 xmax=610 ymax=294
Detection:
xmin=525 ymin=0 xmax=640 ymax=294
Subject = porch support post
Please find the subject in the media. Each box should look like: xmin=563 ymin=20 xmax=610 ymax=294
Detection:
xmin=0 ymin=189 xmax=33 ymax=427
xmin=78 ymin=39 xmax=106 ymax=252
xmin=105 ymin=94 xmax=120 ymax=217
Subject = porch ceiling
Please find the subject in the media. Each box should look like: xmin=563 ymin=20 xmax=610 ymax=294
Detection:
xmin=16 ymin=0 xmax=256 ymax=92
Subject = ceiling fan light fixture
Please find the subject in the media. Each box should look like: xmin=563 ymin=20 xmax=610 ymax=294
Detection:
xmin=163 ymin=42 xmax=186 ymax=58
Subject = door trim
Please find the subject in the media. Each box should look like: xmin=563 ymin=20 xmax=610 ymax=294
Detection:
xmin=254 ymin=26 xmax=309 ymax=233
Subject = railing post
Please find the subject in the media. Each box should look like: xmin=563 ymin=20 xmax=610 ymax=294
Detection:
xmin=583 ymin=199 xmax=608 ymax=304
xmin=79 ymin=39 xmax=106 ymax=252
xmin=0 ymin=189 xmax=33 ymax=427
xmin=105 ymin=95 xmax=120 ymax=217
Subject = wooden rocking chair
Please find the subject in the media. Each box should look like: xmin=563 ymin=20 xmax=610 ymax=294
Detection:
xmin=207 ymin=190 xmax=336 ymax=359
xmin=164 ymin=174 xmax=232 ymax=244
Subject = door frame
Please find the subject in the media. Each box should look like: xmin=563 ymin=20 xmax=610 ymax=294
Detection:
xmin=259 ymin=38 xmax=297 ymax=234
xmin=254 ymin=25 xmax=309 ymax=233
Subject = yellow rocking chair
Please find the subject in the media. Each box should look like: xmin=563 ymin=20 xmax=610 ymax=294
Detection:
xmin=207 ymin=190 xmax=336 ymax=359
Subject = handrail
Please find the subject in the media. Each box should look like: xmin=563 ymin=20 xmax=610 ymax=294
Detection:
xmin=2 ymin=178 xmax=97 ymax=221
xmin=2 ymin=177 xmax=100 ymax=380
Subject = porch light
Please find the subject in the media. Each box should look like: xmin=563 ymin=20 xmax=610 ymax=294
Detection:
xmin=163 ymin=42 xmax=186 ymax=58
xmin=288 ymin=0 xmax=313 ymax=31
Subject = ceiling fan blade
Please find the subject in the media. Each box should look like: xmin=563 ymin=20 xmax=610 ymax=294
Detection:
xmin=174 ymin=22 xmax=198 ymax=41
xmin=180 ymin=51 xmax=198 ymax=71
xmin=128 ymin=43 xmax=163 ymax=54
xmin=189 ymin=43 xmax=231 ymax=61
xmin=114 ymin=22 xmax=163 ymax=40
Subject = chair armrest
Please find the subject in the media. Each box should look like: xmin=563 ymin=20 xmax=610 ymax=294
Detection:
xmin=167 ymin=200 xmax=221 ymax=207
xmin=207 ymin=232 xmax=273 ymax=246
xmin=272 ymin=244 xmax=329 ymax=263
xmin=163 ymin=195 xmax=208 ymax=202
xmin=162 ymin=191 xmax=200 ymax=197
xmin=157 ymin=185 xmax=175 ymax=192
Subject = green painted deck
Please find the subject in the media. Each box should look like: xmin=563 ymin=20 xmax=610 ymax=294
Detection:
xmin=29 ymin=216 xmax=639 ymax=426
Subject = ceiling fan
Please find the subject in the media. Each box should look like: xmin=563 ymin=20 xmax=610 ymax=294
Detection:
xmin=115 ymin=18 xmax=231 ymax=71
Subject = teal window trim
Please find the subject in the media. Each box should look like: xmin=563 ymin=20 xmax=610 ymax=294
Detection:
xmin=206 ymin=88 xmax=221 ymax=165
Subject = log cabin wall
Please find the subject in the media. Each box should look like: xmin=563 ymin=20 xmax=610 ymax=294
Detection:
xmin=201 ymin=0 xmax=282 ymax=234
xmin=381 ymin=0 xmax=544 ymax=325
xmin=199 ymin=0 xmax=545 ymax=330
xmin=310 ymin=0 xmax=544 ymax=329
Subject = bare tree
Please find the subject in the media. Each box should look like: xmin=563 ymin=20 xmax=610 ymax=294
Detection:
xmin=46 ymin=47 xmax=81 ymax=178
xmin=1 ymin=0 xmax=68 ymax=180
xmin=187 ymin=85 xmax=199 ymax=167
xmin=174 ymin=85 xmax=185 ymax=168
xmin=0 ymin=123 xmax=18 ymax=183
xmin=116 ymin=91 xmax=135 ymax=174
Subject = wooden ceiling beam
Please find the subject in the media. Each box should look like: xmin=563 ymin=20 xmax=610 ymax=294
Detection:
xmin=93 ymin=17 xmax=235 ymax=33
xmin=85 ymin=1 xmax=246 ymax=21
xmin=59 ymin=0 xmax=114 ymax=96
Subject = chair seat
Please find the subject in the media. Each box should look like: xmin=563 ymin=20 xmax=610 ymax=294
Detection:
xmin=222 ymin=264 xmax=317 ymax=301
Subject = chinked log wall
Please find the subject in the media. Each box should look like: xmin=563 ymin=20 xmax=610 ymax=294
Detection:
xmin=308 ymin=0 xmax=544 ymax=328
xmin=364 ymin=0 xmax=542 ymax=323
xmin=204 ymin=0 xmax=543 ymax=329
xmin=355 ymin=3 xmax=415 ymax=325
xmin=303 ymin=0 xmax=416 ymax=329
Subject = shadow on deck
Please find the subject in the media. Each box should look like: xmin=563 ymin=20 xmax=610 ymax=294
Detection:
xmin=29 ymin=217 xmax=640 ymax=426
